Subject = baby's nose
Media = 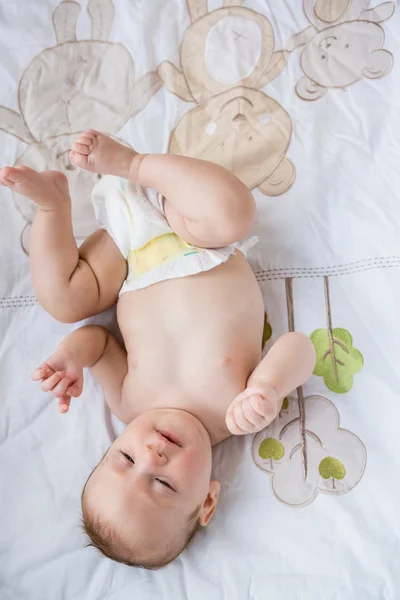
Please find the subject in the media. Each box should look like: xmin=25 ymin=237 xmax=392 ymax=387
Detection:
xmin=146 ymin=443 xmax=168 ymax=465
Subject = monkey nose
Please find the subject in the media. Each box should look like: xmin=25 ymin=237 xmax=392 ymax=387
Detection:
xmin=232 ymin=113 xmax=245 ymax=123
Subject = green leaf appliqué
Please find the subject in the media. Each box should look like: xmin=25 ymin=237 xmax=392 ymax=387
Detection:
xmin=310 ymin=327 xmax=364 ymax=394
xmin=258 ymin=437 xmax=284 ymax=469
xmin=319 ymin=456 xmax=346 ymax=489
xmin=262 ymin=312 xmax=272 ymax=350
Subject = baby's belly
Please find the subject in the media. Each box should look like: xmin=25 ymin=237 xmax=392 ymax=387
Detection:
xmin=117 ymin=253 xmax=264 ymax=403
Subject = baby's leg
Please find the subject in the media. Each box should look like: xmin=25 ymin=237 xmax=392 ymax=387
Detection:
xmin=0 ymin=166 xmax=126 ymax=322
xmin=70 ymin=131 xmax=256 ymax=248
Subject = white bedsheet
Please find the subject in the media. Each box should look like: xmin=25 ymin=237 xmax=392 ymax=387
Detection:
xmin=1 ymin=1 xmax=400 ymax=599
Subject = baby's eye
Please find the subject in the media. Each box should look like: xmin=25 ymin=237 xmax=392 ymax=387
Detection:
xmin=122 ymin=452 xmax=135 ymax=464
xmin=155 ymin=478 xmax=174 ymax=491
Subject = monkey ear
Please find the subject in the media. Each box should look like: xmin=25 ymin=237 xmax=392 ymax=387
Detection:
xmin=258 ymin=158 xmax=296 ymax=197
xmin=296 ymin=76 xmax=327 ymax=101
xmin=363 ymin=49 xmax=394 ymax=79
xmin=361 ymin=2 xmax=395 ymax=23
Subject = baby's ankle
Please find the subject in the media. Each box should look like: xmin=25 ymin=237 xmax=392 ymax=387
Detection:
xmin=128 ymin=153 xmax=147 ymax=184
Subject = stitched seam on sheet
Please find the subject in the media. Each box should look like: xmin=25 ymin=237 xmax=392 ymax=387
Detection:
xmin=0 ymin=259 xmax=399 ymax=307
xmin=0 ymin=296 xmax=38 ymax=308
xmin=254 ymin=257 xmax=400 ymax=281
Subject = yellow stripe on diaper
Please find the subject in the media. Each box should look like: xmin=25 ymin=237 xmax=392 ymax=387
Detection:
xmin=128 ymin=233 xmax=202 ymax=277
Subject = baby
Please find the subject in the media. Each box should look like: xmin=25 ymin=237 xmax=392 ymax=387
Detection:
xmin=0 ymin=132 xmax=316 ymax=568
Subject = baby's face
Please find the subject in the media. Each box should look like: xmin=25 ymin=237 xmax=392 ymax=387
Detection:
xmin=84 ymin=408 xmax=218 ymax=559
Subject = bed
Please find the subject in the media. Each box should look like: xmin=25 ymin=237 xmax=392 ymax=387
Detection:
xmin=1 ymin=0 xmax=399 ymax=598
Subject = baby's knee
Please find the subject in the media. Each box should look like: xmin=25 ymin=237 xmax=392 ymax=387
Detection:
xmin=222 ymin=186 xmax=256 ymax=241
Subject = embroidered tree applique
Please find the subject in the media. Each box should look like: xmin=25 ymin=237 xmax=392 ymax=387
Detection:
xmin=310 ymin=277 xmax=364 ymax=394
xmin=252 ymin=277 xmax=366 ymax=506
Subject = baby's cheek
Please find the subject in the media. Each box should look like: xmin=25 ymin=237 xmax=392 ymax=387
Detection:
xmin=180 ymin=450 xmax=210 ymax=485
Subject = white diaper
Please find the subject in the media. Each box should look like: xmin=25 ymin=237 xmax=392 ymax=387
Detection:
xmin=91 ymin=175 xmax=256 ymax=295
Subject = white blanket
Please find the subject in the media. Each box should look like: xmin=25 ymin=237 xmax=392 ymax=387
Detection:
xmin=1 ymin=1 xmax=400 ymax=598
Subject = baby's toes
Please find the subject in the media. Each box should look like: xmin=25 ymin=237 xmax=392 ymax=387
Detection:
xmin=0 ymin=166 xmax=28 ymax=186
xmin=72 ymin=141 xmax=91 ymax=155
xmin=0 ymin=167 xmax=13 ymax=186
xmin=77 ymin=135 xmax=94 ymax=146
xmin=70 ymin=150 xmax=88 ymax=169
xmin=79 ymin=130 xmax=98 ymax=147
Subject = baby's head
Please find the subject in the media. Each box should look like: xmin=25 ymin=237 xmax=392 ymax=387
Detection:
xmin=81 ymin=408 xmax=220 ymax=568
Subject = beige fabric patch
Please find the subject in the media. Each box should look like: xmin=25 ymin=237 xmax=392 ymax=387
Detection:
xmin=288 ymin=0 xmax=395 ymax=101
xmin=158 ymin=0 xmax=295 ymax=197
xmin=0 ymin=0 xmax=162 ymax=253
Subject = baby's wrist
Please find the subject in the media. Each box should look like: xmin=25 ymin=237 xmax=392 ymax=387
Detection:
xmin=247 ymin=382 xmax=277 ymax=402
xmin=56 ymin=341 xmax=82 ymax=368
xmin=128 ymin=153 xmax=146 ymax=183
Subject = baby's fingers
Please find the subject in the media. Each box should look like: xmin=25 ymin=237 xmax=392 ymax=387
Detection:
xmin=242 ymin=395 xmax=270 ymax=429
xmin=40 ymin=371 xmax=64 ymax=392
xmin=32 ymin=364 xmax=55 ymax=381
xmin=58 ymin=396 xmax=72 ymax=414
xmin=226 ymin=401 xmax=247 ymax=435
xmin=51 ymin=375 xmax=72 ymax=399
xmin=67 ymin=382 xmax=83 ymax=398
xmin=225 ymin=388 xmax=280 ymax=435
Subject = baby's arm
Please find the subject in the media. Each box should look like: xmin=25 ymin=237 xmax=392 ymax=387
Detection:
xmin=32 ymin=325 xmax=128 ymax=418
xmin=226 ymin=333 xmax=316 ymax=435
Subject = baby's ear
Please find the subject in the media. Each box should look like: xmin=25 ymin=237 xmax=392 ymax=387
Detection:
xmin=198 ymin=480 xmax=221 ymax=526
xmin=363 ymin=49 xmax=394 ymax=79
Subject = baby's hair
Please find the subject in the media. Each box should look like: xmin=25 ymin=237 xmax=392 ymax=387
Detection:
xmin=80 ymin=449 xmax=203 ymax=568
xmin=81 ymin=504 xmax=201 ymax=569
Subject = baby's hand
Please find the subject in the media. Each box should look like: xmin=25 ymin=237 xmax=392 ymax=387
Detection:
xmin=32 ymin=347 xmax=83 ymax=414
xmin=225 ymin=385 xmax=280 ymax=435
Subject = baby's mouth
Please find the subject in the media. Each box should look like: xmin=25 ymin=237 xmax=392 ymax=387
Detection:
xmin=156 ymin=430 xmax=182 ymax=447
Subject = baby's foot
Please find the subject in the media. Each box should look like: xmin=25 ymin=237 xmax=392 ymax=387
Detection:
xmin=70 ymin=130 xmax=140 ymax=179
xmin=225 ymin=385 xmax=280 ymax=435
xmin=0 ymin=166 xmax=69 ymax=210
